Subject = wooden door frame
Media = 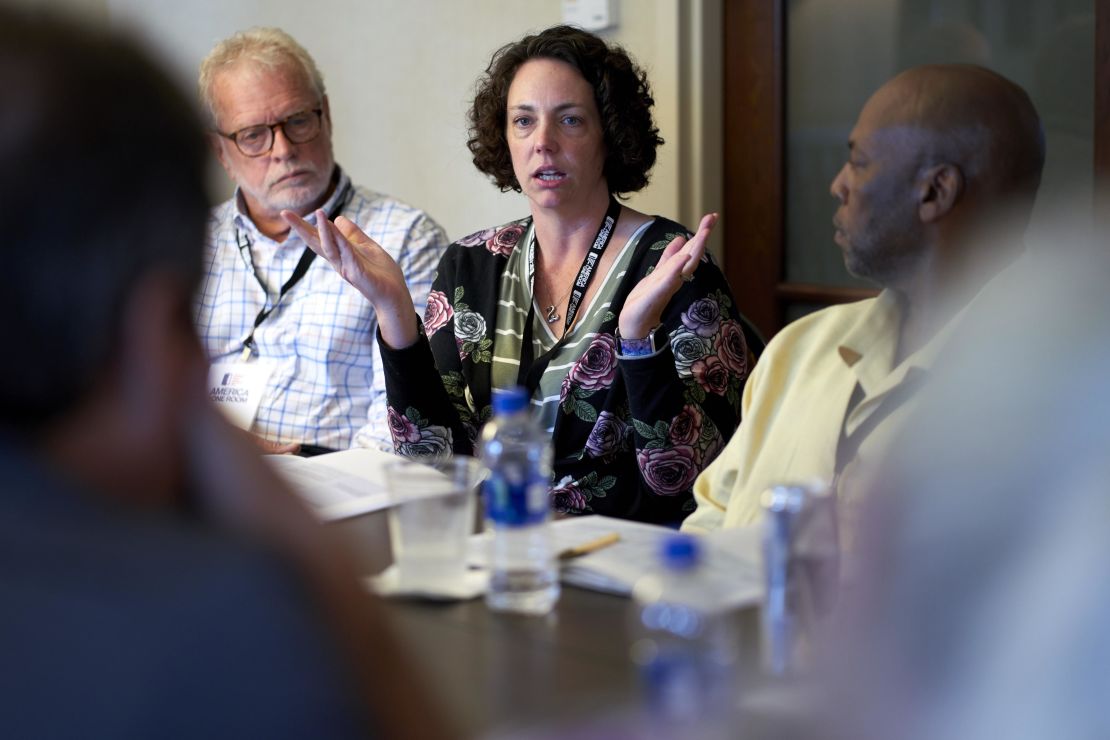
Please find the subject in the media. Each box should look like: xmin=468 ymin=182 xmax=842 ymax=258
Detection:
xmin=723 ymin=0 xmax=1110 ymax=340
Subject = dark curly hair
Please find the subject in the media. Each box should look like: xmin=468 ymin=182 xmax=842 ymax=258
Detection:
xmin=467 ymin=25 xmax=663 ymax=197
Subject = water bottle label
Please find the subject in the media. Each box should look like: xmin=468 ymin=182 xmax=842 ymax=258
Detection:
xmin=484 ymin=471 xmax=548 ymax=526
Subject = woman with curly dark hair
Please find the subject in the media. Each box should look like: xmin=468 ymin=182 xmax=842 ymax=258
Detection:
xmin=286 ymin=25 xmax=750 ymax=524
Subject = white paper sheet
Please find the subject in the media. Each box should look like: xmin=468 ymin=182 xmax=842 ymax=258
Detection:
xmin=367 ymin=565 xmax=489 ymax=601
xmin=265 ymin=447 xmax=396 ymax=521
xmin=468 ymin=515 xmax=762 ymax=608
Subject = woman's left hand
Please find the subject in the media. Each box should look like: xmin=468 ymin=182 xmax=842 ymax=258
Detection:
xmin=618 ymin=213 xmax=717 ymax=339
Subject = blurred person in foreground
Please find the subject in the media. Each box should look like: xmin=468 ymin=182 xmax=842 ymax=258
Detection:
xmin=286 ymin=26 xmax=751 ymax=524
xmin=195 ymin=27 xmax=448 ymax=455
xmin=0 ymin=10 xmax=446 ymax=739
xmin=808 ymin=237 xmax=1110 ymax=740
xmin=683 ymin=63 xmax=1044 ymax=533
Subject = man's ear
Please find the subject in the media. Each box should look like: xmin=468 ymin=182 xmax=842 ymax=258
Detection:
xmin=918 ymin=163 xmax=964 ymax=223
xmin=321 ymin=94 xmax=332 ymax=129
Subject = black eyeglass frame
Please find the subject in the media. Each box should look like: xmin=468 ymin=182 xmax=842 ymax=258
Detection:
xmin=216 ymin=108 xmax=324 ymax=157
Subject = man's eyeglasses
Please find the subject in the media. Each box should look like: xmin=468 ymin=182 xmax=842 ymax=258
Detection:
xmin=217 ymin=108 xmax=323 ymax=157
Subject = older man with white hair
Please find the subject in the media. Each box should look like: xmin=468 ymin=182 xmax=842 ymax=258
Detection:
xmin=195 ymin=27 xmax=447 ymax=454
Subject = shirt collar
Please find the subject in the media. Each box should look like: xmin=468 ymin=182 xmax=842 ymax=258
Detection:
xmin=837 ymin=289 xmax=902 ymax=370
xmin=838 ymin=279 xmax=994 ymax=397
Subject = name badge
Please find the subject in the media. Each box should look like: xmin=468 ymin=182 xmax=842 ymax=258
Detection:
xmin=207 ymin=360 xmax=274 ymax=430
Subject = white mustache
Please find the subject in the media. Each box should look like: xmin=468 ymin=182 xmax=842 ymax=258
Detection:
xmin=267 ymin=167 xmax=317 ymax=188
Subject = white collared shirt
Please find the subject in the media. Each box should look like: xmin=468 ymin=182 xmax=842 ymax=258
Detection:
xmin=195 ymin=168 xmax=448 ymax=450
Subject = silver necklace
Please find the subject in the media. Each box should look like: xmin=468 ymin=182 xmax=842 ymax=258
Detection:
xmin=534 ymin=241 xmax=575 ymax=324
xmin=529 ymin=198 xmax=620 ymax=329
xmin=543 ymin=282 xmax=575 ymax=324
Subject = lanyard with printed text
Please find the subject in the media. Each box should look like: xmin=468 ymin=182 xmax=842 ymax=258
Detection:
xmin=517 ymin=196 xmax=622 ymax=389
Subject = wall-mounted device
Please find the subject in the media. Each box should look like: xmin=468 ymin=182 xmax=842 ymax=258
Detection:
xmin=561 ymin=0 xmax=618 ymax=32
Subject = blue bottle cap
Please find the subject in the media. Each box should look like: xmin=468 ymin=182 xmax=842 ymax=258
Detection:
xmin=492 ymin=386 xmax=530 ymax=415
xmin=660 ymin=534 xmax=701 ymax=570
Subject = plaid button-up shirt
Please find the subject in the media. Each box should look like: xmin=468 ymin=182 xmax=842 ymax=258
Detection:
xmin=195 ymin=168 xmax=447 ymax=450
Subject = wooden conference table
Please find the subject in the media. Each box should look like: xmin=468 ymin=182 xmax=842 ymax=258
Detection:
xmin=337 ymin=512 xmax=775 ymax=739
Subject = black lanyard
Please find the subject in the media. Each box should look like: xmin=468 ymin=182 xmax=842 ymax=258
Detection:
xmin=516 ymin=196 xmax=622 ymax=390
xmin=236 ymin=180 xmax=352 ymax=357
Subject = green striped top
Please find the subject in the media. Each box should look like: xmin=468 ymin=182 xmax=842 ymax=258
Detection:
xmin=490 ymin=220 xmax=654 ymax=433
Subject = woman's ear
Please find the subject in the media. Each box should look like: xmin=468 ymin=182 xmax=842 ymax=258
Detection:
xmin=918 ymin=163 xmax=964 ymax=223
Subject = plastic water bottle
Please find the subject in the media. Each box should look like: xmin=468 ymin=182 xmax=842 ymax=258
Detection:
xmin=630 ymin=534 xmax=739 ymax=730
xmin=480 ymin=387 xmax=560 ymax=615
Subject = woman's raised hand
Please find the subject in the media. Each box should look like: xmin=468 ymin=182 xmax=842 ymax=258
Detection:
xmin=282 ymin=209 xmax=419 ymax=348
xmin=618 ymin=213 xmax=717 ymax=340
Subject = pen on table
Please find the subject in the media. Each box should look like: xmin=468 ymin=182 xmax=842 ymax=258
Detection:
xmin=557 ymin=532 xmax=621 ymax=561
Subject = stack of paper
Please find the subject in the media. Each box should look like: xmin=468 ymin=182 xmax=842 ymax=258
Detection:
xmin=469 ymin=515 xmax=763 ymax=608
xmin=265 ymin=447 xmax=396 ymax=521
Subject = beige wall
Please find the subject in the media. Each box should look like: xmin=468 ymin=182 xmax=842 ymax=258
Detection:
xmin=43 ymin=0 xmax=721 ymax=250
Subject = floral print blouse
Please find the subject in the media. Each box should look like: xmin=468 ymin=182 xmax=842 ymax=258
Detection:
xmin=377 ymin=215 xmax=749 ymax=524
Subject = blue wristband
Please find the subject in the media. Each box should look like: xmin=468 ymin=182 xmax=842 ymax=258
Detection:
xmin=617 ymin=325 xmax=662 ymax=357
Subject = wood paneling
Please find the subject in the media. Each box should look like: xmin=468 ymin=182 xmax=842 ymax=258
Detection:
xmin=721 ymin=0 xmax=785 ymax=339
xmin=1096 ymin=0 xmax=1110 ymax=206
xmin=724 ymin=0 xmax=1108 ymax=341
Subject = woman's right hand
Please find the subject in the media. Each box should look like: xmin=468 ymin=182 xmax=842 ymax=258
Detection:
xmin=282 ymin=209 xmax=419 ymax=348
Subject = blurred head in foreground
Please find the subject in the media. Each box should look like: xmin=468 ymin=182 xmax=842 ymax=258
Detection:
xmin=0 ymin=6 xmax=209 ymax=501
xmin=0 ymin=10 xmax=398 ymax=738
